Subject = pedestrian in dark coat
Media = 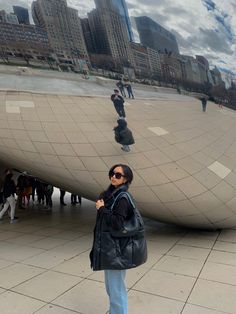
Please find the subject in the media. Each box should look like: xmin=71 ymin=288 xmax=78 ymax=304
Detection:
xmin=0 ymin=170 xmax=18 ymax=223
xmin=111 ymin=89 xmax=126 ymax=118
xmin=116 ymin=80 xmax=126 ymax=97
xmin=200 ymin=97 xmax=207 ymax=112
xmin=90 ymin=164 xmax=147 ymax=314
xmin=114 ymin=119 xmax=135 ymax=152
xmin=125 ymin=82 xmax=134 ymax=99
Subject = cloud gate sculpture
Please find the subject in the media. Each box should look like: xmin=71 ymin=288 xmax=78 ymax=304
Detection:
xmin=1 ymin=90 xmax=236 ymax=229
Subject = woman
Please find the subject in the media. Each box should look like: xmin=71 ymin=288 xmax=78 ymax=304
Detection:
xmin=90 ymin=164 xmax=147 ymax=314
xmin=114 ymin=119 xmax=135 ymax=152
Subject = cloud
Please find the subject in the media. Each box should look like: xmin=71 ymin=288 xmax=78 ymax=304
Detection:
xmin=0 ymin=0 xmax=235 ymax=73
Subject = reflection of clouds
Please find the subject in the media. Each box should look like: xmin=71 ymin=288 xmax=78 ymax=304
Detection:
xmin=0 ymin=0 xmax=235 ymax=73
xmin=128 ymin=0 xmax=235 ymax=72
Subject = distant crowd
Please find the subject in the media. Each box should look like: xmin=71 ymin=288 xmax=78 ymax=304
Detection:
xmin=0 ymin=169 xmax=81 ymax=224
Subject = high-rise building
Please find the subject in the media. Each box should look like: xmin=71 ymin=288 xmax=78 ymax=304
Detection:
xmin=135 ymin=16 xmax=179 ymax=54
xmin=111 ymin=0 xmax=134 ymax=42
xmin=32 ymin=0 xmax=89 ymax=62
xmin=0 ymin=20 xmax=51 ymax=63
xmin=88 ymin=0 xmax=134 ymax=69
xmin=13 ymin=6 xmax=30 ymax=25
xmin=130 ymin=42 xmax=150 ymax=77
xmin=0 ymin=10 xmax=19 ymax=24
xmin=81 ymin=18 xmax=96 ymax=53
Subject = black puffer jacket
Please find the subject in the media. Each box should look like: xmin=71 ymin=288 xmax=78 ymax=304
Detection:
xmin=114 ymin=127 xmax=135 ymax=145
xmin=90 ymin=185 xmax=147 ymax=271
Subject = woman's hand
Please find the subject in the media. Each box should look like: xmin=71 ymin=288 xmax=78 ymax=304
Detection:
xmin=96 ymin=199 xmax=104 ymax=210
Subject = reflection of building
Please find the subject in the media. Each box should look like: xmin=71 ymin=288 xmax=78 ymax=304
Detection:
xmin=180 ymin=55 xmax=201 ymax=83
xmin=32 ymin=0 xmax=89 ymax=64
xmin=13 ymin=6 xmax=30 ymax=25
xmin=88 ymin=0 xmax=134 ymax=68
xmin=110 ymin=0 xmax=134 ymax=42
xmin=130 ymin=43 xmax=162 ymax=78
xmin=130 ymin=42 xmax=150 ymax=77
xmin=0 ymin=10 xmax=19 ymax=24
xmin=0 ymin=20 xmax=51 ymax=62
xmin=81 ymin=18 xmax=96 ymax=53
xmin=160 ymin=53 xmax=182 ymax=80
xmin=196 ymin=55 xmax=209 ymax=84
xmin=146 ymin=47 xmax=162 ymax=77
xmin=135 ymin=16 xmax=179 ymax=54
xmin=210 ymin=66 xmax=224 ymax=86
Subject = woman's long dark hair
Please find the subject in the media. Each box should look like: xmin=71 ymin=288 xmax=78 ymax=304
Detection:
xmin=100 ymin=164 xmax=133 ymax=200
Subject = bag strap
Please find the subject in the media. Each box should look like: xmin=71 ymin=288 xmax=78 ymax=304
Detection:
xmin=111 ymin=191 xmax=135 ymax=211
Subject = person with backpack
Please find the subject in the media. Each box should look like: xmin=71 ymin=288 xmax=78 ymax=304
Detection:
xmin=114 ymin=119 xmax=135 ymax=152
xmin=90 ymin=164 xmax=147 ymax=314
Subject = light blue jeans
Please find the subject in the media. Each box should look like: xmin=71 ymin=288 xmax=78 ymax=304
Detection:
xmin=104 ymin=269 xmax=128 ymax=314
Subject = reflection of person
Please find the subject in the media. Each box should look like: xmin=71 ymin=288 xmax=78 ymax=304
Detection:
xmin=0 ymin=169 xmax=18 ymax=223
xmin=71 ymin=194 xmax=82 ymax=205
xmin=116 ymin=80 xmax=126 ymax=97
xmin=114 ymin=119 xmax=135 ymax=152
xmin=125 ymin=82 xmax=134 ymax=99
xmin=60 ymin=189 xmax=66 ymax=206
xmin=82 ymin=69 xmax=89 ymax=79
xmin=200 ymin=97 xmax=207 ymax=112
xmin=45 ymin=184 xmax=53 ymax=209
xmin=111 ymin=89 xmax=126 ymax=118
xmin=90 ymin=164 xmax=147 ymax=314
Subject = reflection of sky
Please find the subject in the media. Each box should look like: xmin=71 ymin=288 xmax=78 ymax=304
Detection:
xmin=203 ymin=0 xmax=233 ymax=43
xmin=0 ymin=0 xmax=235 ymax=76
xmin=203 ymin=0 xmax=216 ymax=11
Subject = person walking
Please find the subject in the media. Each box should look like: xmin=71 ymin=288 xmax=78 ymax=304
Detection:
xmin=111 ymin=89 xmax=126 ymax=118
xmin=114 ymin=119 xmax=135 ymax=152
xmin=0 ymin=169 xmax=18 ymax=223
xmin=90 ymin=164 xmax=147 ymax=314
xmin=200 ymin=97 xmax=207 ymax=112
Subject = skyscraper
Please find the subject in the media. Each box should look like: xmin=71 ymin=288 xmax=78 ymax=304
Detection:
xmin=13 ymin=6 xmax=30 ymax=25
xmin=32 ymin=0 xmax=88 ymax=61
xmin=94 ymin=0 xmax=133 ymax=42
xmin=88 ymin=0 xmax=134 ymax=68
xmin=135 ymin=16 xmax=179 ymax=55
xmin=111 ymin=0 xmax=134 ymax=42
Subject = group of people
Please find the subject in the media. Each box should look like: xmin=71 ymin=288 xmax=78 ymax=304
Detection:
xmin=111 ymin=80 xmax=135 ymax=153
xmin=0 ymin=170 xmax=82 ymax=223
xmin=116 ymin=79 xmax=135 ymax=99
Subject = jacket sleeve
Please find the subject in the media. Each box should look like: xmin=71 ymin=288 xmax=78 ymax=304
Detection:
xmin=99 ymin=198 xmax=130 ymax=230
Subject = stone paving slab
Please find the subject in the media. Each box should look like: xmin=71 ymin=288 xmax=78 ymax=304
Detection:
xmin=0 ymin=194 xmax=236 ymax=313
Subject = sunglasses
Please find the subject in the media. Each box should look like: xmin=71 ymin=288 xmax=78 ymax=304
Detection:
xmin=109 ymin=171 xmax=125 ymax=179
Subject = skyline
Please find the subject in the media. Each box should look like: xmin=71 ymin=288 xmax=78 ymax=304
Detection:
xmin=0 ymin=0 xmax=235 ymax=76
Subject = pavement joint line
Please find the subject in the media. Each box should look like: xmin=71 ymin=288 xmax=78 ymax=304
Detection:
xmin=180 ymin=229 xmax=222 ymax=313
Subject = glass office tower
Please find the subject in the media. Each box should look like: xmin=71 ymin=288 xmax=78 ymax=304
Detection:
xmin=112 ymin=0 xmax=134 ymax=42
xmin=13 ymin=6 xmax=30 ymax=25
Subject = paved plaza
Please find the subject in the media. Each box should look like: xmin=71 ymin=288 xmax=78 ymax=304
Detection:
xmin=0 ymin=193 xmax=236 ymax=314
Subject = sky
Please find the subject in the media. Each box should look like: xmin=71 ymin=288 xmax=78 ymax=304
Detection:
xmin=0 ymin=0 xmax=235 ymax=78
